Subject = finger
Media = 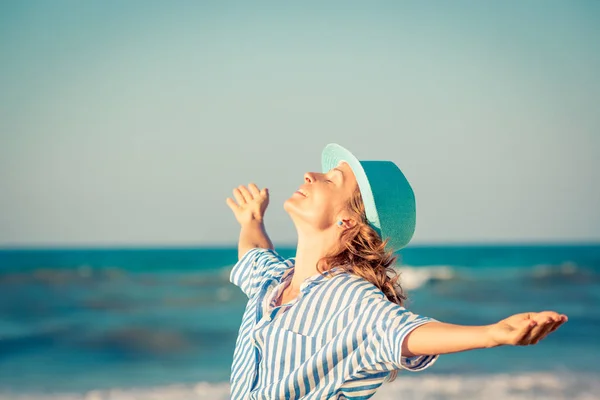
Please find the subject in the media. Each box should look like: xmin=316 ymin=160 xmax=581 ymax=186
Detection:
xmin=535 ymin=312 xmax=566 ymax=326
xmin=531 ymin=318 xmax=556 ymax=344
xmin=233 ymin=188 xmax=246 ymax=207
xmin=536 ymin=311 xmax=562 ymax=321
xmin=523 ymin=315 xmax=546 ymax=344
xmin=533 ymin=320 xmax=563 ymax=345
xmin=526 ymin=316 xmax=554 ymax=344
xmin=226 ymin=197 xmax=239 ymax=212
xmin=527 ymin=311 xmax=556 ymax=324
xmin=560 ymin=314 xmax=569 ymax=323
xmin=238 ymin=185 xmax=254 ymax=202
xmin=233 ymin=188 xmax=245 ymax=205
xmin=536 ymin=320 xmax=565 ymax=344
xmin=537 ymin=313 xmax=565 ymax=332
xmin=533 ymin=312 xmax=564 ymax=335
xmin=248 ymin=183 xmax=261 ymax=197
xmin=261 ymin=187 xmax=269 ymax=199
xmin=514 ymin=319 xmax=537 ymax=345
xmin=545 ymin=319 xmax=566 ymax=336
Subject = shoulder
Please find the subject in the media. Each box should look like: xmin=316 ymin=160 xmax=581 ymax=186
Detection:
xmin=238 ymin=247 xmax=291 ymax=267
xmin=322 ymin=271 xmax=391 ymax=307
xmin=340 ymin=274 xmax=406 ymax=316
xmin=230 ymin=247 xmax=294 ymax=295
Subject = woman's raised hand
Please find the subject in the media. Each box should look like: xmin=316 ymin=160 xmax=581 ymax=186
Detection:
xmin=226 ymin=183 xmax=269 ymax=226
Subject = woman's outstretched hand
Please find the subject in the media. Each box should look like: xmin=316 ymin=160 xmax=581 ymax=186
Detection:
xmin=486 ymin=311 xmax=567 ymax=347
xmin=226 ymin=183 xmax=269 ymax=226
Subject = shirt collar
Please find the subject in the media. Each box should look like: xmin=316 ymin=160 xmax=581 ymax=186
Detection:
xmin=284 ymin=259 xmax=346 ymax=292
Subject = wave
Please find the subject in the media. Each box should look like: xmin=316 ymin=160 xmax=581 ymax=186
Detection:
xmin=2 ymin=372 xmax=599 ymax=400
xmin=396 ymin=261 xmax=599 ymax=290
xmin=0 ymin=265 xmax=233 ymax=287
xmin=374 ymin=372 xmax=600 ymax=400
xmin=530 ymin=261 xmax=598 ymax=282
xmin=0 ymin=381 xmax=230 ymax=400
xmin=395 ymin=265 xmax=456 ymax=290
xmin=1 ymin=261 xmax=596 ymax=293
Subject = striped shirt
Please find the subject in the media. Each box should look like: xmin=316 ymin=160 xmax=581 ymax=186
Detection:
xmin=229 ymin=248 xmax=439 ymax=399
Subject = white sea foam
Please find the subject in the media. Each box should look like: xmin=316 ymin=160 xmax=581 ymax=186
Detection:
xmin=531 ymin=261 xmax=584 ymax=278
xmin=373 ymin=372 xmax=600 ymax=400
xmin=4 ymin=372 xmax=598 ymax=400
xmin=220 ymin=264 xmax=455 ymax=291
xmin=396 ymin=265 xmax=456 ymax=290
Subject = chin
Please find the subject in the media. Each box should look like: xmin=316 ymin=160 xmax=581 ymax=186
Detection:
xmin=284 ymin=197 xmax=308 ymax=224
xmin=284 ymin=199 xmax=327 ymax=232
xmin=283 ymin=197 xmax=300 ymax=217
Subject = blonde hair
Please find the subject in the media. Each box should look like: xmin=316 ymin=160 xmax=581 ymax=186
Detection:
xmin=316 ymin=187 xmax=407 ymax=382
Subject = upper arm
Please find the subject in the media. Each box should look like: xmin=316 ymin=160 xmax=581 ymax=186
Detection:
xmin=373 ymin=304 xmax=439 ymax=372
xmin=229 ymin=247 xmax=289 ymax=298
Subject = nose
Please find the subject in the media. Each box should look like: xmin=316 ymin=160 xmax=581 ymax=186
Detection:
xmin=304 ymin=172 xmax=315 ymax=183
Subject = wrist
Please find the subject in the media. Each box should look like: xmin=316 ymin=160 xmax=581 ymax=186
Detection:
xmin=254 ymin=216 xmax=264 ymax=224
xmin=484 ymin=323 xmax=501 ymax=348
xmin=242 ymin=217 xmax=264 ymax=226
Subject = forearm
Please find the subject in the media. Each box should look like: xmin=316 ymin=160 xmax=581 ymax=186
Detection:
xmin=238 ymin=219 xmax=274 ymax=259
xmin=402 ymin=322 xmax=494 ymax=357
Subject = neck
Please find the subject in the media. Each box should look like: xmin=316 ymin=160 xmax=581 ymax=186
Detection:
xmin=290 ymin=227 xmax=338 ymax=291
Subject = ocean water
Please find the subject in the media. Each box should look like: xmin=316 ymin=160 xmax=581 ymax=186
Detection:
xmin=0 ymin=244 xmax=599 ymax=399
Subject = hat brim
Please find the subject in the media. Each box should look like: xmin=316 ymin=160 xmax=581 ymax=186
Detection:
xmin=321 ymin=143 xmax=381 ymax=237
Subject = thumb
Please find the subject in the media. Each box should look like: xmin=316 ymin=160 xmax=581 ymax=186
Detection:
xmin=226 ymin=197 xmax=239 ymax=212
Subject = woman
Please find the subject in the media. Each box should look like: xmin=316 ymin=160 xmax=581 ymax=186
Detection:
xmin=225 ymin=143 xmax=567 ymax=399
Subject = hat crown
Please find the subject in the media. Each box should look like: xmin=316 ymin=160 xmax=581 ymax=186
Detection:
xmin=322 ymin=144 xmax=416 ymax=252
xmin=360 ymin=160 xmax=416 ymax=251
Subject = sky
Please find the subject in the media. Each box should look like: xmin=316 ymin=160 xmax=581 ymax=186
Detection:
xmin=1 ymin=1 xmax=599 ymax=248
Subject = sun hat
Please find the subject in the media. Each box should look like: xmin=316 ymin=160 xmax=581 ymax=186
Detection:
xmin=321 ymin=143 xmax=416 ymax=252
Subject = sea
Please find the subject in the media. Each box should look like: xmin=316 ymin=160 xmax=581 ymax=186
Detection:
xmin=0 ymin=244 xmax=599 ymax=400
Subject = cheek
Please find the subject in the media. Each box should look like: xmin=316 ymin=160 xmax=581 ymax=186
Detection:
xmin=307 ymin=192 xmax=340 ymax=225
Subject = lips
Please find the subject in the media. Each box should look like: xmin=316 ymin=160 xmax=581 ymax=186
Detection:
xmin=295 ymin=188 xmax=308 ymax=197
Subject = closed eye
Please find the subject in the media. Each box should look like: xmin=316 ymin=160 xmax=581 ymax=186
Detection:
xmin=326 ymin=168 xmax=343 ymax=185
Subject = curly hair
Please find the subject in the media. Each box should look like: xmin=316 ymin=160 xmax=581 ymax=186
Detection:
xmin=316 ymin=187 xmax=407 ymax=306
xmin=315 ymin=187 xmax=407 ymax=381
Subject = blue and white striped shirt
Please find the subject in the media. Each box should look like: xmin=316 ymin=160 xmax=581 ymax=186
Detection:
xmin=229 ymin=248 xmax=439 ymax=399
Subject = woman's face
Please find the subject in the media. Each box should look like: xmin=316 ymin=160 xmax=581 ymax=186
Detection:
xmin=284 ymin=161 xmax=359 ymax=230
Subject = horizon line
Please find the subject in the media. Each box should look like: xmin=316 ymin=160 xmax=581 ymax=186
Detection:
xmin=1 ymin=239 xmax=600 ymax=251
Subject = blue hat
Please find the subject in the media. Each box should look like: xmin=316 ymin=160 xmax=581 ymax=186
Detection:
xmin=321 ymin=143 xmax=416 ymax=251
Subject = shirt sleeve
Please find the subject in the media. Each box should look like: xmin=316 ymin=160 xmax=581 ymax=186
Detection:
xmin=375 ymin=304 xmax=439 ymax=372
xmin=229 ymin=247 xmax=289 ymax=298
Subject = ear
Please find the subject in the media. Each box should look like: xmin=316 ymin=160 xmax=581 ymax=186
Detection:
xmin=336 ymin=213 xmax=357 ymax=229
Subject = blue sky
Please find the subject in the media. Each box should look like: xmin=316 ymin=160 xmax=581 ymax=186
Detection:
xmin=1 ymin=1 xmax=599 ymax=247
